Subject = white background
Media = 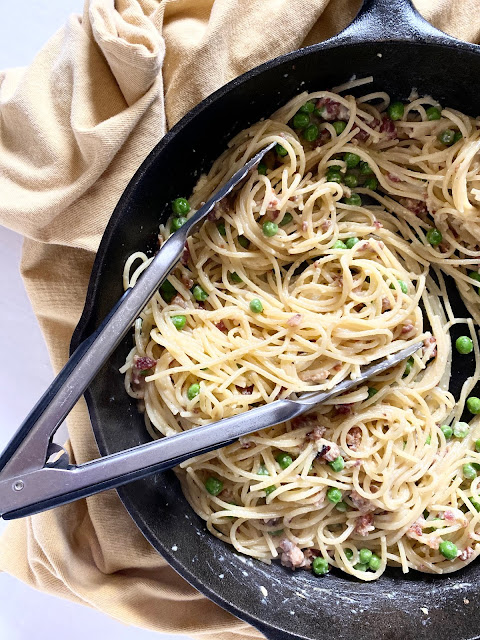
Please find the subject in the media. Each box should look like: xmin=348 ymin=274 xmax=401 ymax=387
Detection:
xmin=0 ymin=2 xmax=192 ymax=638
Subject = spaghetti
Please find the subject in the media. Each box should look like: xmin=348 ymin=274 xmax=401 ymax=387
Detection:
xmin=121 ymin=77 xmax=480 ymax=580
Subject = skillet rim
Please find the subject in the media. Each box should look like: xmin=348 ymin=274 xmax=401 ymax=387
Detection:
xmin=71 ymin=34 xmax=480 ymax=640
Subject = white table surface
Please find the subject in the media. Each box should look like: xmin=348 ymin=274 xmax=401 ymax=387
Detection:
xmin=0 ymin=3 xmax=193 ymax=639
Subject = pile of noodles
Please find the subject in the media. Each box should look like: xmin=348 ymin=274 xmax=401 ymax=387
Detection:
xmin=121 ymin=77 xmax=480 ymax=580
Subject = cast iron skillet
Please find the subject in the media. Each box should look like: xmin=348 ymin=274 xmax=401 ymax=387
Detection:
xmin=71 ymin=1 xmax=480 ymax=638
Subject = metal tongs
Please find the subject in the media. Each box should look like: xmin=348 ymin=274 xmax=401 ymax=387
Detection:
xmin=0 ymin=143 xmax=421 ymax=520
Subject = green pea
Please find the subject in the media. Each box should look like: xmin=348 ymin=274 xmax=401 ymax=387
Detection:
xmin=171 ymin=315 xmax=187 ymax=330
xmin=257 ymin=464 xmax=270 ymax=476
xmin=332 ymin=240 xmax=347 ymax=249
xmin=344 ymin=194 xmax=362 ymax=206
xmin=280 ymin=212 xmax=293 ymax=227
xmin=276 ymin=144 xmax=288 ymax=157
xmin=463 ymin=463 xmax=477 ymax=480
xmin=263 ymin=221 xmax=279 ymax=237
xmin=345 ymin=237 xmax=360 ymax=249
xmin=439 ymin=540 xmax=458 ymax=560
xmin=335 ymin=501 xmax=348 ymax=512
xmin=326 ymin=170 xmax=343 ymax=184
xmin=354 ymin=563 xmax=368 ymax=572
xmin=368 ymin=387 xmax=378 ymax=398
xmin=276 ymin=452 xmax=293 ymax=469
xmin=475 ymin=439 xmax=480 ymax=453
xmin=426 ymin=106 xmax=441 ymax=121
xmin=172 ymin=197 xmax=191 ymax=216
xmin=426 ymin=228 xmax=443 ymax=247
xmin=368 ymin=554 xmax=381 ymax=571
xmin=453 ymin=422 xmax=470 ymax=439
xmin=258 ymin=162 xmax=267 ymax=175
xmin=467 ymin=397 xmax=480 ymax=415
xmin=271 ymin=529 xmax=284 ymax=536
xmin=344 ymin=173 xmax=358 ymax=188
xmin=403 ymin=356 xmax=414 ymax=377
xmin=329 ymin=456 xmax=345 ymax=472
xmin=454 ymin=131 xmax=463 ymax=143
xmin=160 ymin=280 xmax=177 ymax=303
xmin=192 ymin=285 xmax=208 ymax=301
xmin=468 ymin=271 xmax=480 ymax=284
xmin=360 ymin=161 xmax=373 ymax=175
xmin=238 ymin=235 xmax=250 ymax=249
xmin=440 ymin=424 xmax=453 ymax=439
xmin=187 ymin=383 xmax=200 ymax=400
xmin=438 ymin=129 xmax=456 ymax=146
xmin=333 ymin=121 xmax=347 ymax=135
xmin=470 ymin=499 xmax=480 ymax=511
xmin=345 ymin=548 xmax=354 ymax=560
xmin=230 ymin=272 xmax=242 ymax=283
xmin=171 ymin=216 xmax=187 ymax=231
xmin=265 ymin=485 xmax=276 ymax=496
xmin=364 ymin=176 xmax=378 ymax=190
xmin=329 ymin=165 xmax=342 ymax=172
xmin=304 ymin=124 xmax=319 ymax=142
xmin=293 ymin=112 xmax=310 ymax=129
xmin=387 ymin=101 xmax=405 ymax=121
xmin=205 ymin=476 xmax=223 ymax=496
xmin=358 ymin=548 xmax=373 ymax=564
xmin=312 ymin=557 xmax=329 ymax=575
xmin=216 ymin=223 xmax=226 ymax=237
xmin=389 ymin=279 xmax=408 ymax=294
xmin=344 ymin=152 xmax=361 ymax=169
xmin=249 ymin=298 xmax=264 ymax=314
xmin=456 ymin=336 xmax=473 ymax=354
xmin=299 ymin=101 xmax=315 ymax=114
xmin=327 ymin=487 xmax=342 ymax=504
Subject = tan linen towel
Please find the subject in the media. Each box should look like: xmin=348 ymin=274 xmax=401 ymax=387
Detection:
xmin=0 ymin=1 xmax=479 ymax=638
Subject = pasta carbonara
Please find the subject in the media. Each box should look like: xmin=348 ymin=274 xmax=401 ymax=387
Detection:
xmin=121 ymin=76 xmax=480 ymax=581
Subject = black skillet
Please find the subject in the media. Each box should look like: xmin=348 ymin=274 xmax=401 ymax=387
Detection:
xmin=71 ymin=1 xmax=480 ymax=638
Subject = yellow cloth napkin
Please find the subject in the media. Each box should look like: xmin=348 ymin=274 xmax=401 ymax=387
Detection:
xmin=1 ymin=1 xmax=479 ymax=638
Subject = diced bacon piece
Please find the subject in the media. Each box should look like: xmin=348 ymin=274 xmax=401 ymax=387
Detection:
xmin=267 ymin=195 xmax=280 ymax=210
xmin=398 ymin=197 xmax=427 ymax=216
xmin=373 ymin=220 xmax=383 ymax=229
xmin=287 ymin=313 xmax=303 ymax=328
xmin=407 ymin=521 xmax=424 ymax=538
xmin=335 ymin=404 xmax=352 ymax=415
xmin=238 ymin=385 xmax=254 ymax=395
xmin=358 ymin=241 xmax=370 ymax=251
xmin=299 ymin=369 xmax=328 ymax=383
xmin=319 ymin=441 xmax=341 ymax=462
xmin=353 ymin=117 xmax=380 ymax=141
xmin=401 ymin=323 xmax=416 ymax=335
xmin=133 ymin=355 xmax=157 ymax=371
xmin=181 ymin=274 xmax=194 ymax=289
xmin=266 ymin=209 xmax=280 ymax=221
xmin=459 ymin=547 xmax=474 ymax=561
xmin=306 ymin=426 xmax=327 ymax=441
xmin=279 ymin=538 xmax=307 ymax=569
xmin=215 ymin=320 xmax=227 ymax=333
xmin=380 ymin=115 xmax=397 ymax=140
xmin=263 ymin=517 xmax=281 ymax=526
xmin=350 ymin=490 xmax=375 ymax=514
xmin=355 ymin=513 xmax=374 ymax=536
xmin=171 ymin=294 xmax=188 ymax=309
xmin=346 ymin=426 xmax=362 ymax=451
xmin=316 ymin=97 xmax=349 ymax=121
xmin=218 ymin=488 xmax=234 ymax=502
xmin=387 ymin=172 xmax=401 ymax=183
xmin=303 ymin=548 xmax=321 ymax=569
xmin=423 ymin=334 xmax=437 ymax=359
xmin=301 ymin=221 xmax=308 ymax=232
xmin=208 ymin=194 xmax=233 ymax=221
xmin=443 ymin=509 xmax=468 ymax=526
xmin=181 ymin=243 xmax=191 ymax=265
xmin=382 ymin=297 xmax=392 ymax=312
xmin=321 ymin=219 xmax=332 ymax=231
xmin=239 ymin=436 xmax=255 ymax=449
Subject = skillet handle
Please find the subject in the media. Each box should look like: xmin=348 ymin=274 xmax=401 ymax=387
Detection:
xmin=337 ymin=0 xmax=458 ymax=43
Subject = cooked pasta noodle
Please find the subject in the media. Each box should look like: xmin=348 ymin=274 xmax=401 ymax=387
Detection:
xmin=121 ymin=79 xmax=480 ymax=580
